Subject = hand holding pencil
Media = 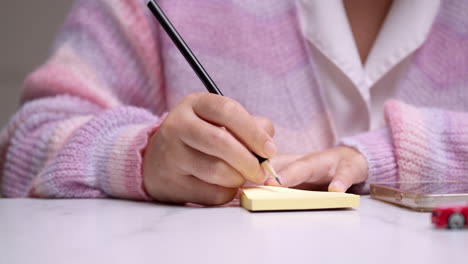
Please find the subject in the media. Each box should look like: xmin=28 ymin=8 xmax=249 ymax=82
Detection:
xmin=143 ymin=93 xmax=277 ymax=205
xmin=143 ymin=0 xmax=280 ymax=205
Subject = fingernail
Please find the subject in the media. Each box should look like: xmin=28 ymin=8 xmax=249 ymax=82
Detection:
xmin=263 ymin=140 xmax=276 ymax=157
xmin=329 ymin=181 xmax=345 ymax=192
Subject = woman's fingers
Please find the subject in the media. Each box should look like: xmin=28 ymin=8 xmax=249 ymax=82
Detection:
xmin=270 ymin=154 xmax=304 ymax=172
xmin=158 ymin=174 xmax=238 ymax=206
xmin=265 ymin=147 xmax=368 ymax=192
xmin=272 ymin=152 xmax=336 ymax=187
xmin=179 ymin=113 xmax=265 ymax=184
xmin=329 ymin=156 xmax=368 ymax=192
xmin=144 ymin=93 xmax=279 ymax=205
xmin=177 ymin=143 xmax=245 ymax=188
xmin=190 ymin=93 xmax=276 ymax=159
xmin=264 ymin=154 xmax=304 ymax=186
xmin=253 ymin=116 xmax=275 ymax=138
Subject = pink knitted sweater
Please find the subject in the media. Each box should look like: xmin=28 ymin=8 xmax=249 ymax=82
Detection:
xmin=1 ymin=0 xmax=467 ymax=199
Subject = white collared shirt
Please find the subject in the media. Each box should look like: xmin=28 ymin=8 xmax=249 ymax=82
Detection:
xmin=296 ymin=0 xmax=441 ymax=141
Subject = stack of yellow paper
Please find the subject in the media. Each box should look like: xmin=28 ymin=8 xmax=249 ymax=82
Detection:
xmin=241 ymin=186 xmax=360 ymax=211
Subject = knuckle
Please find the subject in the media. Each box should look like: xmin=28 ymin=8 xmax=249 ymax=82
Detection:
xmin=220 ymin=98 xmax=243 ymax=117
xmin=179 ymin=120 xmax=200 ymax=143
xmin=194 ymin=93 xmax=222 ymax=111
xmin=163 ymin=107 xmax=194 ymax=137
xmin=206 ymin=127 xmax=227 ymax=147
xmin=338 ymin=160 xmax=354 ymax=172
xmin=185 ymin=118 xmax=200 ymax=136
xmin=208 ymin=159 xmax=227 ymax=178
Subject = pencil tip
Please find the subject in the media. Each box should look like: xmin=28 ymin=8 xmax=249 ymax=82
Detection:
xmin=261 ymin=160 xmax=282 ymax=186
xmin=275 ymin=176 xmax=282 ymax=185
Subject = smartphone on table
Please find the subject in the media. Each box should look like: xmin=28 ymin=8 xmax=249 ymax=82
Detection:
xmin=370 ymin=181 xmax=468 ymax=211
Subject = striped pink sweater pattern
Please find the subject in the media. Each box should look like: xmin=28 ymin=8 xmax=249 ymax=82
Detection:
xmin=1 ymin=0 xmax=468 ymax=198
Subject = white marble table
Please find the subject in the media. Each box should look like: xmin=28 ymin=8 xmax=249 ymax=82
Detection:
xmin=0 ymin=196 xmax=466 ymax=264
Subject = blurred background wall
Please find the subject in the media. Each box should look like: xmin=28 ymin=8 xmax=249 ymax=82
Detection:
xmin=0 ymin=0 xmax=74 ymax=127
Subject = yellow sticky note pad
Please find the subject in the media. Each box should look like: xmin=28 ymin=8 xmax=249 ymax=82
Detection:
xmin=241 ymin=186 xmax=360 ymax=211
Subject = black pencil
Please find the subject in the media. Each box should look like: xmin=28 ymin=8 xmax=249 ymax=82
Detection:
xmin=147 ymin=0 xmax=281 ymax=185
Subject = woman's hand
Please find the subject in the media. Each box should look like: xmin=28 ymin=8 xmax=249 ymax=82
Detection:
xmin=143 ymin=93 xmax=276 ymax=205
xmin=266 ymin=146 xmax=368 ymax=192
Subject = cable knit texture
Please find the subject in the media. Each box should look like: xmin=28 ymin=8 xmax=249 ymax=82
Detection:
xmin=1 ymin=0 xmax=468 ymax=198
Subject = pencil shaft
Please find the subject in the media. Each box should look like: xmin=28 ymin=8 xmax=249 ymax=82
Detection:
xmin=147 ymin=0 xmax=223 ymax=96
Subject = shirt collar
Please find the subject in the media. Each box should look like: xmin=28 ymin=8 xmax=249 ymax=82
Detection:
xmin=297 ymin=0 xmax=441 ymax=89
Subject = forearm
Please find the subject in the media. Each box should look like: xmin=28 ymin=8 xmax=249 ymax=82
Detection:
xmin=1 ymin=96 xmax=166 ymax=199
xmin=341 ymin=100 xmax=468 ymax=194
xmin=0 ymin=0 xmax=167 ymax=198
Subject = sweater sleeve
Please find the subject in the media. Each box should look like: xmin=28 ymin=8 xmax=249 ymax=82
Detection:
xmin=341 ymin=100 xmax=468 ymax=194
xmin=0 ymin=0 xmax=167 ymax=200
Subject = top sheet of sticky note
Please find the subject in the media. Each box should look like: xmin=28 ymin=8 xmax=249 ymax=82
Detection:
xmin=240 ymin=186 xmax=360 ymax=211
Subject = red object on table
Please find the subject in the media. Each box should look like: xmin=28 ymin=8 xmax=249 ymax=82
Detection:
xmin=432 ymin=204 xmax=468 ymax=229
